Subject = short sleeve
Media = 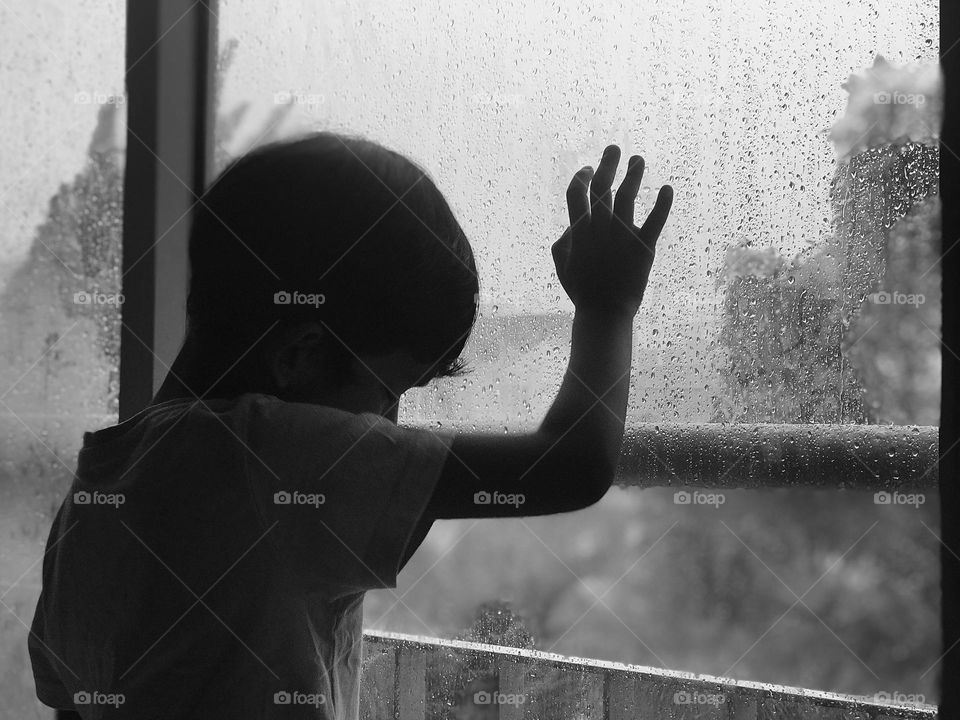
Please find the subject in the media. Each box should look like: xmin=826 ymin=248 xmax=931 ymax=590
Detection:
xmin=243 ymin=397 xmax=455 ymax=594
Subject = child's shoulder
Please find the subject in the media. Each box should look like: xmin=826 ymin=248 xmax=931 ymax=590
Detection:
xmin=240 ymin=392 xmax=382 ymax=426
xmin=239 ymin=393 xmax=402 ymax=448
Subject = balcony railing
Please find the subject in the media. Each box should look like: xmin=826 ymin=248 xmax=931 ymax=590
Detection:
xmin=360 ymin=630 xmax=937 ymax=719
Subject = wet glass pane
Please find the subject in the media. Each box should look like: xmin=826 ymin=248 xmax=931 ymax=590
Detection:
xmin=216 ymin=0 xmax=940 ymax=707
xmin=215 ymin=0 xmax=939 ymax=428
xmin=0 ymin=1 xmax=126 ymax=715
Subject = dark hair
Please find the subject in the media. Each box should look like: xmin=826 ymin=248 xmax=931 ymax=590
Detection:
xmin=186 ymin=131 xmax=479 ymax=386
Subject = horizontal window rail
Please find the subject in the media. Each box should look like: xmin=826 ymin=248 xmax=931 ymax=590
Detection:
xmin=406 ymin=422 xmax=939 ymax=491
xmin=361 ymin=629 xmax=937 ymax=719
xmin=616 ymin=423 xmax=939 ymax=491
xmin=3 ymin=412 xmax=938 ymax=491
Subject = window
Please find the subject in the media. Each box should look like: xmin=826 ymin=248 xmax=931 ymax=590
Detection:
xmin=215 ymin=0 xmax=941 ymax=705
xmin=0 ymin=1 xmax=126 ymax=715
xmin=0 ymin=0 xmax=945 ymax=716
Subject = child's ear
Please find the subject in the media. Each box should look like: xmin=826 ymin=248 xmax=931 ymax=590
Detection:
xmin=269 ymin=322 xmax=327 ymax=391
xmin=344 ymin=355 xmax=379 ymax=387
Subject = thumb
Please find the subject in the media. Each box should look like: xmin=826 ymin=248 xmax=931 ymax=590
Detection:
xmin=552 ymin=227 xmax=573 ymax=295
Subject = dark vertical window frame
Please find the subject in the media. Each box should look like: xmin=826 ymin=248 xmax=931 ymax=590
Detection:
xmin=119 ymin=0 xmax=215 ymax=421
xmin=940 ymin=1 xmax=958 ymax=716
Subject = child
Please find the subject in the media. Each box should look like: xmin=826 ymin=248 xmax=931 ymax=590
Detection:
xmin=30 ymin=132 xmax=672 ymax=718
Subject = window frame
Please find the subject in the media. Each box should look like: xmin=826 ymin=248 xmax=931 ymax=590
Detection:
xmin=938 ymin=3 xmax=959 ymax=716
xmin=118 ymin=1 xmax=958 ymax=714
xmin=119 ymin=0 xmax=213 ymax=416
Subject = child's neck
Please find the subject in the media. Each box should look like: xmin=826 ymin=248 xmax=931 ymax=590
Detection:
xmin=151 ymin=332 xmax=265 ymax=404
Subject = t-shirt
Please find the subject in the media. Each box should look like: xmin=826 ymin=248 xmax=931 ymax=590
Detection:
xmin=29 ymin=393 xmax=454 ymax=719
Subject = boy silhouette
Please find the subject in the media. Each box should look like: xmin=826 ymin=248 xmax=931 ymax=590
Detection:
xmin=30 ymin=132 xmax=672 ymax=718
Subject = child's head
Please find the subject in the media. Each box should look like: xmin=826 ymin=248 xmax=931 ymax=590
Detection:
xmin=184 ymin=131 xmax=479 ymax=416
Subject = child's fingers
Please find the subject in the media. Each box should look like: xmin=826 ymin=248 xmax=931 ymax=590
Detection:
xmin=637 ymin=185 xmax=674 ymax=251
xmin=613 ymin=155 xmax=644 ymax=228
xmin=566 ymin=166 xmax=593 ymax=242
xmin=590 ymin=145 xmax=620 ymax=227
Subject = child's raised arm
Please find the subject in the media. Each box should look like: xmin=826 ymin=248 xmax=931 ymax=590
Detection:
xmin=427 ymin=145 xmax=673 ymax=518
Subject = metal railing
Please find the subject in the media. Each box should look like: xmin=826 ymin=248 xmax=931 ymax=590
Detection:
xmin=407 ymin=421 xmax=940 ymax=491
xmin=615 ymin=423 xmax=939 ymax=490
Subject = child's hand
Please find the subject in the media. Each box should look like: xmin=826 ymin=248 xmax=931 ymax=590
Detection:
xmin=430 ymin=145 xmax=673 ymax=521
xmin=552 ymin=145 xmax=673 ymax=316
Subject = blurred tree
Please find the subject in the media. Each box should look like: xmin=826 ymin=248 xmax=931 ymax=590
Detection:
xmin=713 ymin=56 xmax=941 ymax=426
xmin=712 ymin=242 xmax=868 ymax=423
xmin=827 ymin=57 xmax=940 ymax=425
